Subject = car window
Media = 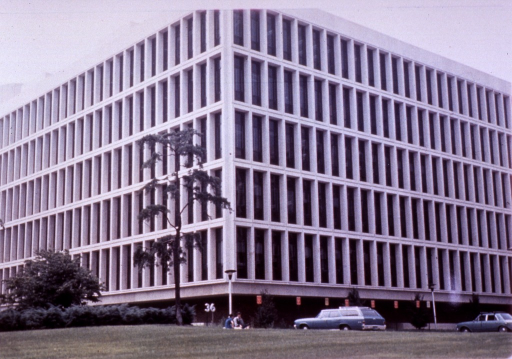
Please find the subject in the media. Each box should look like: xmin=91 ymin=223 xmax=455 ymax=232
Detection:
xmin=341 ymin=310 xmax=358 ymax=316
xmin=329 ymin=311 xmax=341 ymax=318
xmin=487 ymin=315 xmax=495 ymax=321
xmin=499 ymin=313 xmax=512 ymax=320
xmin=318 ymin=311 xmax=330 ymax=318
xmin=477 ymin=315 xmax=486 ymax=321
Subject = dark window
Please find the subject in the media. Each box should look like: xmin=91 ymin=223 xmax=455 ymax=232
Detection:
xmin=375 ymin=193 xmax=382 ymax=235
xmin=287 ymin=177 xmax=297 ymax=224
xmin=286 ymin=124 xmax=295 ymax=168
xmin=366 ymin=48 xmax=375 ymax=87
xmin=409 ymin=152 xmax=416 ymax=191
xmin=403 ymin=61 xmax=410 ymax=97
xmin=269 ymin=119 xmax=279 ymax=165
xmin=272 ymin=231 xmax=283 ymax=280
xmin=370 ymin=95 xmax=377 ymax=135
xmin=200 ymin=64 xmax=207 ymax=107
xmin=354 ymin=44 xmax=362 ymax=83
xmin=235 ymin=112 xmax=245 ymax=159
xmin=268 ymin=66 xmax=278 ymax=110
xmin=359 ymin=140 xmax=366 ymax=182
xmin=200 ymin=12 xmax=206 ymax=53
xmin=397 ymin=149 xmax=404 ymax=188
xmin=467 ymin=84 xmax=474 ymax=118
xmin=303 ymin=180 xmax=312 ymax=226
xmin=139 ymin=44 xmax=145 ymax=83
xmin=387 ymin=194 xmax=395 ymax=236
xmin=236 ymin=169 xmax=247 ymax=218
xmin=382 ymin=99 xmax=390 ymax=138
xmin=392 ymin=57 xmax=399 ymax=94
xmin=363 ymin=240 xmax=371 ymax=284
xmin=316 ymin=131 xmax=325 ymax=174
xmin=327 ymin=35 xmax=335 ymax=74
xmin=187 ymin=69 xmax=193 ymax=112
xmin=357 ymin=92 xmax=364 ymax=132
xmin=252 ymin=61 xmax=261 ymax=106
xmin=214 ymin=113 xmax=222 ymax=159
xmin=214 ymin=57 xmax=221 ymax=102
xmin=384 ymin=146 xmax=392 ymax=186
xmin=254 ymin=172 xmax=264 ymax=220
xmin=448 ymin=77 xmax=454 ymax=111
xmin=331 ymin=134 xmax=340 ymax=177
xmin=252 ymin=115 xmax=263 ymax=162
xmin=315 ymin=80 xmax=323 ymax=121
xmin=318 ymin=183 xmax=327 ymax=228
xmin=255 ymin=229 xmax=265 ymax=279
xmin=233 ymin=10 xmax=244 ymax=46
xmin=399 ymin=196 xmax=407 ymax=237
xmin=320 ymin=236 xmax=329 ymax=283
xmin=234 ymin=56 xmax=245 ymax=102
xmin=418 ymin=109 xmax=425 ymax=147
xmin=343 ymin=87 xmax=351 ymax=128
xmin=394 ymin=102 xmax=402 ymax=141
xmin=300 ymin=75 xmax=309 ymax=117
xmin=289 ymin=233 xmax=298 ymax=281
xmin=341 ymin=39 xmax=349 ymax=79
xmin=406 ymin=106 xmax=413 ymax=144
xmin=305 ymin=235 xmax=314 ymax=282
xmin=347 ymin=187 xmax=356 ymax=231
xmin=282 ymin=19 xmax=292 ymax=61
xmin=214 ymin=11 xmax=221 ymax=46
xmin=333 ymin=186 xmax=342 ymax=229
xmin=313 ymin=29 xmax=321 ymax=70
xmin=267 ymin=13 xmax=276 ymax=56
xmin=187 ymin=18 xmax=193 ymax=59
xmin=437 ymin=73 xmax=444 ymax=108
xmin=270 ymin=174 xmax=280 ymax=222
xmin=236 ymin=227 xmax=248 ymax=278
xmin=457 ymin=80 xmax=464 ymax=115
xmin=251 ymin=10 xmax=260 ymax=51
xmin=415 ymin=65 xmax=422 ymax=102
xmin=380 ymin=53 xmax=387 ymax=91
xmin=301 ymin=127 xmax=310 ymax=171
xmin=284 ymin=70 xmax=294 ymax=114
xmin=345 ymin=137 xmax=353 ymax=179
xmin=298 ymin=25 xmax=307 ymax=66
xmin=426 ymin=69 xmax=433 ymax=105
xmin=372 ymin=143 xmax=379 ymax=184
xmin=329 ymin=84 xmax=337 ymax=125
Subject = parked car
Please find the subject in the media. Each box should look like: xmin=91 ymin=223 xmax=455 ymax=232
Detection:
xmin=456 ymin=312 xmax=512 ymax=332
xmin=294 ymin=306 xmax=386 ymax=331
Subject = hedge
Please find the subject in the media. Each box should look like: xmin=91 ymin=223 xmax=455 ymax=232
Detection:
xmin=0 ymin=304 xmax=195 ymax=332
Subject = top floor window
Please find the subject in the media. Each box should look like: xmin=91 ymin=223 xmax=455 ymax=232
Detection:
xmin=313 ymin=29 xmax=321 ymax=70
xmin=251 ymin=10 xmax=260 ymax=51
xmin=234 ymin=56 xmax=245 ymax=102
xmin=327 ymin=35 xmax=335 ymax=74
xmin=283 ymin=19 xmax=292 ymax=61
xmin=234 ymin=10 xmax=244 ymax=46
xmin=298 ymin=25 xmax=307 ymax=66
xmin=214 ymin=10 xmax=221 ymax=46
xmin=267 ymin=13 xmax=276 ymax=56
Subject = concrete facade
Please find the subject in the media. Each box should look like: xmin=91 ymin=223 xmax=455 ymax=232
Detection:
xmin=0 ymin=9 xmax=511 ymax=310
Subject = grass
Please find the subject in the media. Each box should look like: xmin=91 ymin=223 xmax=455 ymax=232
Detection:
xmin=1 ymin=325 xmax=511 ymax=359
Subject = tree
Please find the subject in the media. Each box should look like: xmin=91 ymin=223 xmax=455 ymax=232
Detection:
xmin=133 ymin=129 xmax=231 ymax=325
xmin=347 ymin=287 xmax=366 ymax=306
xmin=0 ymin=250 xmax=102 ymax=309
xmin=254 ymin=290 xmax=278 ymax=328
xmin=407 ymin=294 xmax=429 ymax=330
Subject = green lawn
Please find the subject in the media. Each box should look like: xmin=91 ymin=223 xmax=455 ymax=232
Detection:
xmin=1 ymin=325 xmax=511 ymax=359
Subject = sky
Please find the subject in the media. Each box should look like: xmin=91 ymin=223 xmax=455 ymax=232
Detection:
xmin=0 ymin=0 xmax=510 ymax=114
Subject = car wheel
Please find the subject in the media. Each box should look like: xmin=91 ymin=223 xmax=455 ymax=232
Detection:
xmin=340 ymin=325 xmax=350 ymax=331
xmin=460 ymin=327 xmax=470 ymax=333
xmin=498 ymin=326 xmax=508 ymax=333
xmin=300 ymin=325 xmax=309 ymax=330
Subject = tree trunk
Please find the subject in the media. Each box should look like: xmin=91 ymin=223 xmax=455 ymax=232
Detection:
xmin=174 ymin=228 xmax=183 ymax=326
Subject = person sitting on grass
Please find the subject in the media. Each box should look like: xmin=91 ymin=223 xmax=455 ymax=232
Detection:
xmin=224 ymin=314 xmax=234 ymax=329
xmin=233 ymin=312 xmax=250 ymax=329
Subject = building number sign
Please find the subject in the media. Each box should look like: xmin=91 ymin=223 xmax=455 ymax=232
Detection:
xmin=204 ymin=303 xmax=216 ymax=312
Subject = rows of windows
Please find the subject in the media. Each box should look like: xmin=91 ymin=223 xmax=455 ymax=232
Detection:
xmin=0 ymin=59 xmax=223 ymax=187
xmin=0 ymin=10 xmax=222 ymax=151
xmin=236 ymin=227 xmax=512 ymax=294
xmin=0 ymin=114 xmax=223 ymax=230
xmin=233 ymin=111 xmax=512 ymax=209
xmin=234 ymin=166 xmax=512 ymax=250
xmin=233 ymin=56 xmax=512 ymax=171
xmin=232 ymin=10 xmax=511 ymax=131
xmin=0 ymin=163 xmax=223 ymax=265
xmin=0 ymin=227 xmax=224 ymax=293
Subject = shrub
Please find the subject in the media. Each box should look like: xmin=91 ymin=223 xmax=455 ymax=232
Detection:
xmin=254 ymin=291 xmax=278 ymax=328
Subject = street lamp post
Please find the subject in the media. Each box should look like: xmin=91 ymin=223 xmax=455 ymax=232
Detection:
xmin=429 ymin=283 xmax=438 ymax=330
xmin=225 ymin=269 xmax=236 ymax=314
